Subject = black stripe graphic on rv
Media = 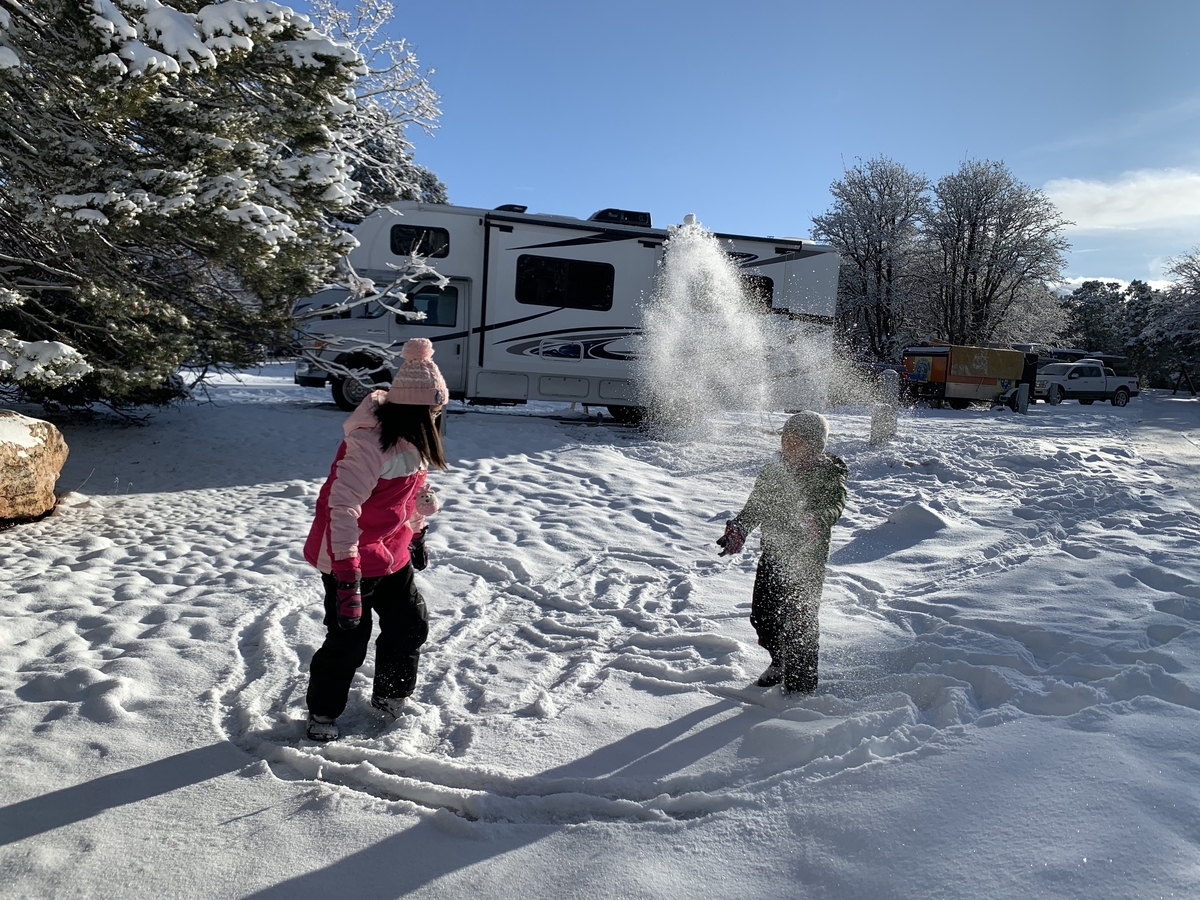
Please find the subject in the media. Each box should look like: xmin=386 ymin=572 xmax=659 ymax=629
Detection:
xmin=511 ymin=233 xmax=641 ymax=250
xmin=741 ymin=250 xmax=828 ymax=266
xmin=494 ymin=325 xmax=637 ymax=344
xmin=476 ymin=308 xmax=561 ymax=333
xmin=397 ymin=309 xmax=561 ymax=347
xmin=501 ymin=329 xmax=637 ymax=362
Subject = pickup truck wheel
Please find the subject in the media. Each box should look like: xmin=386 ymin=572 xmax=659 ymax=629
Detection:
xmin=1111 ymin=388 xmax=1130 ymax=407
xmin=1079 ymin=399 xmax=1095 ymax=405
xmin=1047 ymin=386 xmax=1064 ymax=405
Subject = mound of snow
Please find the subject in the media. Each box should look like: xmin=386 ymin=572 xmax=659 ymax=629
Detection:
xmin=886 ymin=501 xmax=951 ymax=531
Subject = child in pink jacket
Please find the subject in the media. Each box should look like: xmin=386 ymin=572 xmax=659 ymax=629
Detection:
xmin=302 ymin=338 xmax=448 ymax=741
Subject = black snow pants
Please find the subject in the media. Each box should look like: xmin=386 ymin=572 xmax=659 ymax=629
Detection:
xmin=749 ymin=552 xmax=823 ymax=693
xmin=306 ymin=564 xmax=429 ymax=718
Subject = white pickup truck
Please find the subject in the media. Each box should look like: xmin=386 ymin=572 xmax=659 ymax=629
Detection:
xmin=1035 ymin=360 xmax=1139 ymax=407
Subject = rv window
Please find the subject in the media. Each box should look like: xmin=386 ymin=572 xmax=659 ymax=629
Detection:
xmin=515 ymin=255 xmax=615 ymax=311
xmin=390 ymin=225 xmax=450 ymax=259
xmin=401 ymin=285 xmax=458 ymax=327
xmin=357 ymin=300 xmax=387 ymax=319
xmin=742 ymin=275 xmax=774 ymax=312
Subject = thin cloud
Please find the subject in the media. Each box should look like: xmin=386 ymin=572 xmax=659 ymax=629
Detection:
xmin=1052 ymin=275 xmax=1176 ymax=294
xmin=1044 ymin=168 xmax=1200 ymax=231
xmin=1028 ymin=95 xmax=1200 ymax=156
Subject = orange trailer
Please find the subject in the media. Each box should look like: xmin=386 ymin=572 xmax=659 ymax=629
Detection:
xmin=902 ymin=344 xmax=1034 ymax=409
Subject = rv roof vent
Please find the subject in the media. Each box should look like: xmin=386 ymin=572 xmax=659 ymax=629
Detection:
xmin=589 ymin=208 xmax=652 ymax=227
xmin=494 ymin=204 xmax=528 ymax=213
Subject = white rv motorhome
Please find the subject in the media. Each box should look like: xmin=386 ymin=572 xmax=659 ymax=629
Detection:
xmin=293 ymin=201 xmax=839 ymax=419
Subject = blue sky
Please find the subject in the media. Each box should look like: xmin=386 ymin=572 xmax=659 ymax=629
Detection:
xmin=387 ymin=0 xmax=1200 ymax=285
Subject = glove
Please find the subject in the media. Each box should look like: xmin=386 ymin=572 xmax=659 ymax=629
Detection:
xmin=716 ymin=520 xmax=746 ymax=556
xmin=331 ymin=557 xmax=362 ymax=630
xmin=409 ymin=528 xmax=428 ymax=571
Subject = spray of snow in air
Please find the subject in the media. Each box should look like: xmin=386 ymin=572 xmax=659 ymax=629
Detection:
xmin=632 ymin=214 xmax=880 ymax=432
xmin=633 ymin=215 xmax=772 ymax=429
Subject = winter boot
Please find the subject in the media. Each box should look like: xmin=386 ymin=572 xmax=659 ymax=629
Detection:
xmin=783 ymin=674 xmax=818 ymax=695
xmin=306 ymin=713 xmax=339 ymax=742
xmin=756 ymin=663 xmax=783 ymax=688
xmin=371 ymin=694 xmax=407 ymax=719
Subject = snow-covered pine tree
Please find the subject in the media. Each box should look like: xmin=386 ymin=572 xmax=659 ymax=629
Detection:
xmin=1061 ymin=281 xmax=1129 ymax=354
xmin=1138 ymin=248 xmax=1200 ymax=387
xmin=0 ymin=0 xmax=363 ymax=406
xmin=1121 ymin=280 xmax=1170 ymax=385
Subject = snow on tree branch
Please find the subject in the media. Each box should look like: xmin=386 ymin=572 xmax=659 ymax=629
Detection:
xmin=308 ymin=0 xmax=445 ymax=220
xmin=0 ymin=0 xmax=373 ymax=406
xmin=0 ymin=330 xmax=92 ymax=388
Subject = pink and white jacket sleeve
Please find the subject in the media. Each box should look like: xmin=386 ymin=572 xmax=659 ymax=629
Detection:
xmin=327 ymin=428 xmax=386 ymax=561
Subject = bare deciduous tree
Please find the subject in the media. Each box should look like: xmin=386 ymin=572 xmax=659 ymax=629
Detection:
xmin=310 ymin=0 xmax=446 ymax=222
xmin=811 ymin=157 xmax=929 ymax=360
xmin=917 ymin=160 xmax=1070 ymax=346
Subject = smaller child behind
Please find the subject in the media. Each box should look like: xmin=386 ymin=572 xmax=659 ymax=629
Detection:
xmin=718 ymin=411 xmax=847 ymax=694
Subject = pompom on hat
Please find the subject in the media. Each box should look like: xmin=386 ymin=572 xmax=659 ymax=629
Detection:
xmin=781 ymin=411 xmax=829 ymax=452
xmin=387 ymin=338 xmax=448 ymax=407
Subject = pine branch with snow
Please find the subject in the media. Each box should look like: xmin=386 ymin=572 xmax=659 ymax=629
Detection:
xmin=0 ymin=0 xmax=366 ymax=406
xmin=1142 ymin=248 xmax=1200 ymax=376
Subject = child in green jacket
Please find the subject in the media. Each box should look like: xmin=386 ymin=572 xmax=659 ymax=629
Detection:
xmin=718 ymin=411 xmax=847 ymax=693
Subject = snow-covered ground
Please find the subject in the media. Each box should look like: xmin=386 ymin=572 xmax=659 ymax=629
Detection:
xmin=2 ymin=365 xmax=1199 ymax=899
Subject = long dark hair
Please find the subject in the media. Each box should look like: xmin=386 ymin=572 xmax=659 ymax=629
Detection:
xmin=374 ymin=402 xmax=447 ymax=470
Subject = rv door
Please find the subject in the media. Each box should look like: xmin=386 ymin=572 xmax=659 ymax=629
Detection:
xmin=390 ymin=280 xmax=470 ymax=396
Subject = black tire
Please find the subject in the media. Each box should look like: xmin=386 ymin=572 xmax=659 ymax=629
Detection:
xmin=948 ymin=398 xmax=971 ymax=410
xmin=1079 ymin=399 xmax=1095 ymax=405
xmin=1047 ymin=385 xmax=1064 ymax=405
xmin=606 ymin=405 xmax=646 ymax=425
xmin=331 ymin=358 xmax=391 ymax=412
xmin=331 ymin=377 xmax=368 ymax=412
xmin=1111 ymin=388 xmax=1130 ymax=407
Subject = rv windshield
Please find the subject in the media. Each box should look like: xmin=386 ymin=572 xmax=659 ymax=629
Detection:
xmin=1040 ymin=364 xmax=1072 ymax=376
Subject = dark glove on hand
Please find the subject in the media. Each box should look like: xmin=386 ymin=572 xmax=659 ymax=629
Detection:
xmin=716 ymin=520 xmax=746 ymax=556
xmin=331 ymin=558 xmax=362 ymax=630
xmin=409 ymin=528 xmax=428 ymax=571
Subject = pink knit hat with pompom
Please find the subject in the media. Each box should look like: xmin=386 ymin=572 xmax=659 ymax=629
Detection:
xmin=387 ymin=338 xmax=448 ymax=407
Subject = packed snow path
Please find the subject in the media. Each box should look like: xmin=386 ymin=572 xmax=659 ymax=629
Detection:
xmin=2 ymin=366 xmax=1199 ymax=898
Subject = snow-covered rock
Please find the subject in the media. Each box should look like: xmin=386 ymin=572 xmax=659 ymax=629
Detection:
xmin=0 ymin=411 xmax=69 ymax=520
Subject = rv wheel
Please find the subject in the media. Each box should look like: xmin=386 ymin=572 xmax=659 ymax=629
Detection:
xmin=606 ymin=405 xmax=646 ymax=425
xmin=948 ymin=399 xmax=971 ymax=410
xmin=332 ymin=361 xmax=391 ymax=411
